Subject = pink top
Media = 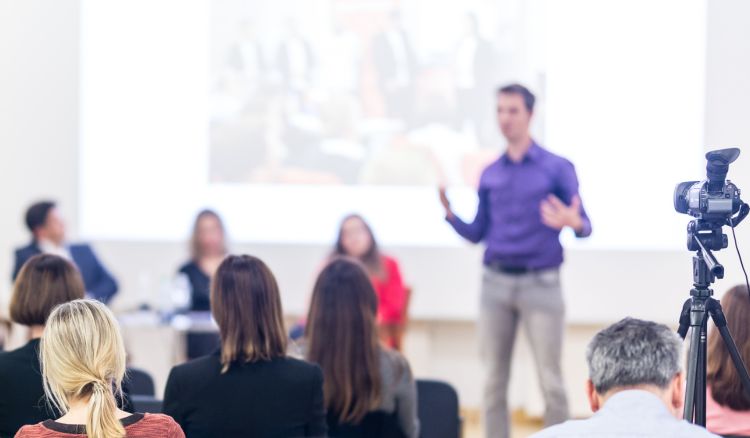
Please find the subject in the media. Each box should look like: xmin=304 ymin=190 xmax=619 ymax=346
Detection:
xmin=370 ymin=255 xmax=407 ymax=324
xmin=707 ymin=386 xmax=750 ymax=435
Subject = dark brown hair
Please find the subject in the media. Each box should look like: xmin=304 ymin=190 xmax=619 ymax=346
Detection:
xmin=10 ymin=254 xmax=85 ymax=326
xmin=306 ymin=257 xmax=382 ymax=424
xmin=708 ymin=285 xmax=750 ymax=410
xmin=190 ymin=209 xmax=227 ymax=260
xmin=497 ymin=83 xmax=536 ymax=113
xmin=25 ymin=200 xmax=56 ymax=233
xmin=211 ymin=255 xmax=287 ymax=372
xmin=333 ymin=214 xmax=384 ymax=276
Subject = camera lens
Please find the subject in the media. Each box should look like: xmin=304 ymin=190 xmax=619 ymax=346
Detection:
xmin=674 ymin=181 xmax=698 ymax=214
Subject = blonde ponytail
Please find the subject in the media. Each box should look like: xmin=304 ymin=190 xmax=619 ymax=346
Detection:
xmin=41 ymin=299 xmax=128 ymax=438
xmin=86 ymin=380 xmax=125 ymax=438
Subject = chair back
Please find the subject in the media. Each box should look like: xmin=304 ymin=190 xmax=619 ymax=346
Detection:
xmin=416 ymin=379 xmax=461 ymax=438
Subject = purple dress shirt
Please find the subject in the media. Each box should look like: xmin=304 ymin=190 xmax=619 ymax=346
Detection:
xmin=447 ymin=141 xmax=591 ymax=269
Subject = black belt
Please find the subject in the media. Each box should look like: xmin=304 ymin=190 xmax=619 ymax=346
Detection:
xmin=486 ymin=262 xmax=545 ymax=276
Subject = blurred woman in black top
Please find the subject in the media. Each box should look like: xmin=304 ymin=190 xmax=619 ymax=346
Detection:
xmin=177 ymin=209 xmax=228 ymax=311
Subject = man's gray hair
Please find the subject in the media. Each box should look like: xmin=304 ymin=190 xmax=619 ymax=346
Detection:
xmin=586 ymin=317 xmax=682 ymax=394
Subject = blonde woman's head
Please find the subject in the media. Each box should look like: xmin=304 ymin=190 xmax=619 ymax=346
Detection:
xmin=41 ymin=299 xmax=127 ymax=438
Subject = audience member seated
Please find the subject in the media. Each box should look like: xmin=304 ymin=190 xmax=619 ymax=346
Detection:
xmin=333 ymin=214 xmax=409 ymax=350
xmin=177 ymin=209 xmax=228 ymax=312
xmin=12 ymin=201 xmax=118 ymax=304
xmin=0 ymin=255 xmax=85 ymax=437
xmin=306 ymin=257 xmax=420 ymax=438
xmin=531 ymin=317 xmax=720 ymax=438
xmin=15 ymin=299 xmax=184 ymax=438
xmin=177 ymin=209 xmax=228 ymax=359
xmin=163 ymin=255 xmax=326 ymax=437
xmin=706 ymin=285 xmax=750 ymax=436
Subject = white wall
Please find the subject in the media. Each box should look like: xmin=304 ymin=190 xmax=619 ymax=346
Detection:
xmin=0 ymin=0 xmax=80 ymax=298
xmin=2 ymin=0 xmax=750 ymax=415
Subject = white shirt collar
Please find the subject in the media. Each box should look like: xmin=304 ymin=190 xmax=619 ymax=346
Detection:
xmin=37 ymin=239 xmax=72 ymax=261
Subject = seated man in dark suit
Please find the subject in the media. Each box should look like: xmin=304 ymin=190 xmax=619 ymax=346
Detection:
xmin=12 ymin=200 xmax=118 ymax=304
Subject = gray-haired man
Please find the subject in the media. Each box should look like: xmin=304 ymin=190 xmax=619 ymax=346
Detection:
xmin=531 ymin=318 xmax=720 ymax=438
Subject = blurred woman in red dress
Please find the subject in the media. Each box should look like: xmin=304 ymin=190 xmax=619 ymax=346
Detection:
xmin=333 ymin=214 xmax=409 ymax=350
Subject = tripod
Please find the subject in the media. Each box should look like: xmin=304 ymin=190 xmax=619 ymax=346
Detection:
xmin=677 ymin=235 xmax=750 ymax=425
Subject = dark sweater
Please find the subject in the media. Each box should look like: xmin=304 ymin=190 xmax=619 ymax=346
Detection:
xmin=163 ymin=352 xmax=327 ymax=437
xmin=178 ymin=261 xmax=211 ymax=312
xmin=0 ymin=339 xmax=52 ymax=438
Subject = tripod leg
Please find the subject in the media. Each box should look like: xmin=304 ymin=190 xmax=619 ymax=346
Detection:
xmin=694 ymin=318 xmax=708 ymax=426
xmin=684 ymin=322 xmax=703 ymax=422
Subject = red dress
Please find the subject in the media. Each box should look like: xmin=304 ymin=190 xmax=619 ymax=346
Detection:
xmin=370 ymin=255 xmax=407 ymax=325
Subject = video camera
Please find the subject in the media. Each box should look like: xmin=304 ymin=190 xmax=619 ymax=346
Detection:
xmin=673 ymin=148 xmax=749 ymax=253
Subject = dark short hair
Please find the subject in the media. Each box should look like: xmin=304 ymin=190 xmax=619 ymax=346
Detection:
xmin=497 ymin=83 xmax=536 ymax=113
xmin=211 ymin=255 xmax=287 ymax=372
xmin=25 ymin=201 xmax=56 ymax=233
xmin=10 ymin=254 xmax=85 ymax=326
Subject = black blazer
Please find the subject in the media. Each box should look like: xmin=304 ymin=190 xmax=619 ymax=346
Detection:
xmin=163 ymin=352 xmax=327 ymax=437
xmin=0 ymin=339 xmax=133 ymax=438
xmin=12 ymin=242 xmax=118 ymax=304
xmin=0 ymin=339 xmax=52 ymax=438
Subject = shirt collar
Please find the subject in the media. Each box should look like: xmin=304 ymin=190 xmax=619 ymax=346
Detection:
xmin=37 ymin=239 xmax=72 ymax=261
xmin=500 ymin=140 xmax=542 ymax=165
xmin=597 ymin=389 xmax=674 ymax=420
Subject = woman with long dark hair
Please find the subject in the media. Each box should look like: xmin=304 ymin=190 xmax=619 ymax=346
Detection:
xmin=333 ymin=214 xmax=409 ymax=350
xmin=164 ymin=255 xmax=326 ymax=437
xmin=706 ymin=284 xmax=750 ymax=435
xmin=306 ymin=257 xmax=419 ymax=437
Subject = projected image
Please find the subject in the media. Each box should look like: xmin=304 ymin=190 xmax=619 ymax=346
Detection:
xmin=209 ymin=0 xmax=523 ymax=186
xmin=80 ymin=0 xmax=706 ymax=248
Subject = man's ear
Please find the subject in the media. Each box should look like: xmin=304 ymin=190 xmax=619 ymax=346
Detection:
xmin=671 ymin=372 xmax=685 ymax=413
xmin=586 ymin=379 xmax=601 ymax=412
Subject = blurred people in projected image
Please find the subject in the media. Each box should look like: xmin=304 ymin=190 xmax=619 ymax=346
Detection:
xmin=305 ymin=258 xmax=419 ymax=437
xmin=705 ymin=285 xmax=750 ymax=436
xmin=12 ymin=201 xmax=119 ymax=304
xmin=333 ymin=214 xmax=410 ymax=351
xmin=454 ymin=12 xmax=497 ymax=146
xmin=177 ymin=209 xmax=228 ymax=359
xmin=372 ymin=10 xmax=416 ymax=125
xmin=276 ymin=19 xmax=315 ymax=96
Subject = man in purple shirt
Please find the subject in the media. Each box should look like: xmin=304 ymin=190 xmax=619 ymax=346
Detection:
xmin=439 ymin=84 xmax=591 ymax=438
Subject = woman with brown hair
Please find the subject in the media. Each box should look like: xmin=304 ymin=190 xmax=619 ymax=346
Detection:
xmin=306 ymin=257 xmax=419 ymax=438
xmin=163 ymin=255 xmax=326 ymax=437
xmin=706 ymin=284 xmax=750 ymax=435
xmin=0 ymin=254 xmax=86 ymax=437
xmin=333 ymin=214 xmax=409 ymax=350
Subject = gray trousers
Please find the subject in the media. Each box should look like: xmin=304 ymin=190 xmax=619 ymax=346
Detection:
xmin=479 ymin=267 xmax=569 ymax=438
